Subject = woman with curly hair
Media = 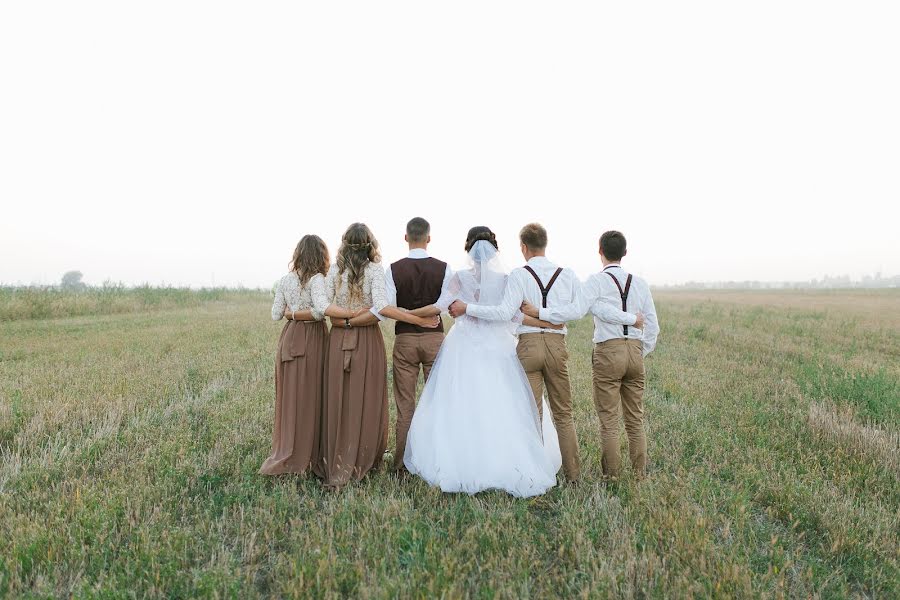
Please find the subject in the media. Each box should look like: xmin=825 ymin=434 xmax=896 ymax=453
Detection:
xmin=262 ymin=234 xmax=360 ymax=476
xmin=319 ymin=222 xmax=439 ymax=488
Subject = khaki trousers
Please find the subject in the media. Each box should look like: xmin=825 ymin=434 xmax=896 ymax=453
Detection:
xmin=392 ymin=332 xmax=444 ymax=470
xmin=591 ymin=339 xmax=646 ymax=478
xmin=517 ymin=332 xmax=580 ymax=481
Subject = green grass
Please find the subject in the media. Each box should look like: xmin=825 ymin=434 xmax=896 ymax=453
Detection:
xmin=796 ymin=364 xmax=898 ymax=426
xmin=0 ymin=285 xmax=261 ymax=322
xmin=0 ymin=290 xmax=897 ymax=598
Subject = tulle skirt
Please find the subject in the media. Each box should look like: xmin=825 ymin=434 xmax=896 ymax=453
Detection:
xmin=404 ymin=318 xmax=561 ymax=497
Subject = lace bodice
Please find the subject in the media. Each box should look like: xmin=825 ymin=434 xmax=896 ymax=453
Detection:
xmin=326 ymin=262 xmax=389 ymax=313
xmin=271 ymin=272 xmax=331 ymax=321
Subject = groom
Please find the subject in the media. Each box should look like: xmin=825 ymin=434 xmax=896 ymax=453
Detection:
xmin=381 ymin=217 xmax=452 ymax=471
xmin=449 ymin=223 xmax=640 ymax=483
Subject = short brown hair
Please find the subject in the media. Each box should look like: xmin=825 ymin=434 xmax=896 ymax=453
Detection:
xmin=406 ymin=217 xmax=430 ymax=243
xmin=599 ymin=230 xmax=627 ymax=262
xmin=519 ymin=223 xmax=547 ymax=251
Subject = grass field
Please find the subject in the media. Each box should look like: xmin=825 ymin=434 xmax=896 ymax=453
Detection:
xmin=1 ymin=289 xmax=897 ymax=598
xmin=0 ymin=285 xmax=257 ymax=322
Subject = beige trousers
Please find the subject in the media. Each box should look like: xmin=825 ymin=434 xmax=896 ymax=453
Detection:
xmin=591 ymin=339 xmax=646 ymax=479
xmin=391 ymin=332 xmax=444 ymax=470
xmin=517 ymin=332 xmax=580 ymax=481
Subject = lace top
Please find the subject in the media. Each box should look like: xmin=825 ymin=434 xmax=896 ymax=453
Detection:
xmin=271 ymin=272 xmax=331 ymax=321
xmin=326 ymin=262 xmax=389 ymax=313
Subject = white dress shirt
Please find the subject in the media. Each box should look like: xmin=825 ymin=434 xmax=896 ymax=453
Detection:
xmin=539 ymin=263 xmax=659 ymax=356
xmin=372 ymin=248 xmax=454 ymax=320
xmin=466 ymin=256 xmax=632 ymax=335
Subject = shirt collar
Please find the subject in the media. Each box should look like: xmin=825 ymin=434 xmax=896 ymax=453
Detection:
xmin=408 ymin=248 xmax=429 ymax=259
xmin=527 ymin=256 xmax=551 ymax=266
xmin=603 ymin=262 xmax=622 ymax=270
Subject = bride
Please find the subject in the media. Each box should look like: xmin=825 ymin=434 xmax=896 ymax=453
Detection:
xmin=403 ymin=227 xmax=562 ymax=497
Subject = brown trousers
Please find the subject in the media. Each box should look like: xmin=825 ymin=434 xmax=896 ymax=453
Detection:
xmin=592 ymin=339 xmax=646 ymax=478
xmin=392 ymin=332 xmax=444 ymax=470
xmin=517 ymin=332 xmax=580 ymax=481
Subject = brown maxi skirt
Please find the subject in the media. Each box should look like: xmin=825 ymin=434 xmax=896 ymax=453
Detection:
xmin=317 ymin=323 xmax=389 ymax=487
xmin=259 ymin=320 xmax=328 ymax=476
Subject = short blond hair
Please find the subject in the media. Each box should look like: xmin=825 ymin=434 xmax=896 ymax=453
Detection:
xmin=519 ymin=223 xmax=547 ymax=251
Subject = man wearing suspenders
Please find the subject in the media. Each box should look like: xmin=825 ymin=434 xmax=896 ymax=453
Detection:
xmin=523 ymin=230 xmax=659 ymax=480
xmin=448 ymin=224 xmax=639 ymax=483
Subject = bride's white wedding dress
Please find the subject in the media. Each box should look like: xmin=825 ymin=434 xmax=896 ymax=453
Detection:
xmin=403 ymin=241 xmax=562 ymax=498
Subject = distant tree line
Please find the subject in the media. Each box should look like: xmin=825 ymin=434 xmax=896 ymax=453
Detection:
xmin=47 ymin=270 xmax=900 ymax=293
xmin=48 ymin=272 xmax=260 ymax=292
xmin=657 ymin=273 xmax=899 ymax=290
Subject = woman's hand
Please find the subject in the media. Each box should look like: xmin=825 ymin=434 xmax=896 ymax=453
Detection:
xmin=284 ymin=307 xmax=315 ymax=321
xmin=448 ymin=300 xmax=467 ymax=318
xmin=416 ymin=315 xmax=441 ymax=329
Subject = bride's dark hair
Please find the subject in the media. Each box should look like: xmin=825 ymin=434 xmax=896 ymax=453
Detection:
xmin=464 ymin=226 xmax=498 ymax=252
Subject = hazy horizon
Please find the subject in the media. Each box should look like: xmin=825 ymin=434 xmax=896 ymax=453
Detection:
xmin=2 ymin=249 xmax=897 ymax=290
xmin=2 ymin=2 xmax=898 ymax=288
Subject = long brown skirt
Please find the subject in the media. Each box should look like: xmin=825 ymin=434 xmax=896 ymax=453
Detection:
xmin=317 ymin=324 xmax=389 ymax=487
xmin=259 ymin=320 xmax=328 ymax=476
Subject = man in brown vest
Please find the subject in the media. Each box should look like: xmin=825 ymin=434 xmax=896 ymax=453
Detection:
xmin=448 ymin=223 xmax=641 ymax=483
xmin=382 ymin=217 xmax=452 ymax=471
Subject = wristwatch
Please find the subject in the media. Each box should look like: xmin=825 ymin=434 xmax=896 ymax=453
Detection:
xmin=344 ymin=318 xmax=352 ymax=329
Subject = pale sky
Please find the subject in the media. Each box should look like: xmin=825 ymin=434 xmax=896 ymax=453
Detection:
xmin=1 ymin=1 xmax=898 ymax=288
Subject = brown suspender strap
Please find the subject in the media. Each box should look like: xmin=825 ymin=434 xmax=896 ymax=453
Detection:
xmin=523 ymin=266 xmax=564 ymax=308
xmin=604 ymin=271 xmax=633 ymax=336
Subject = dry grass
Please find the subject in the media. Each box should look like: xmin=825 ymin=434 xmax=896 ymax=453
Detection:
xmin=0 ymin=285 xmax=256 ymax=322
xmin=656 ymin=288 xmax=900 ymax=331
xmin=808 ymin=400 xmax=900 ymax=476
xmin=0 ymin=289 xmax=897 ymax=598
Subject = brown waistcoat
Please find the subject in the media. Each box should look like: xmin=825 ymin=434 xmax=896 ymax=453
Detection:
xmin=391 ymin=257 xmax=447 ymax=335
